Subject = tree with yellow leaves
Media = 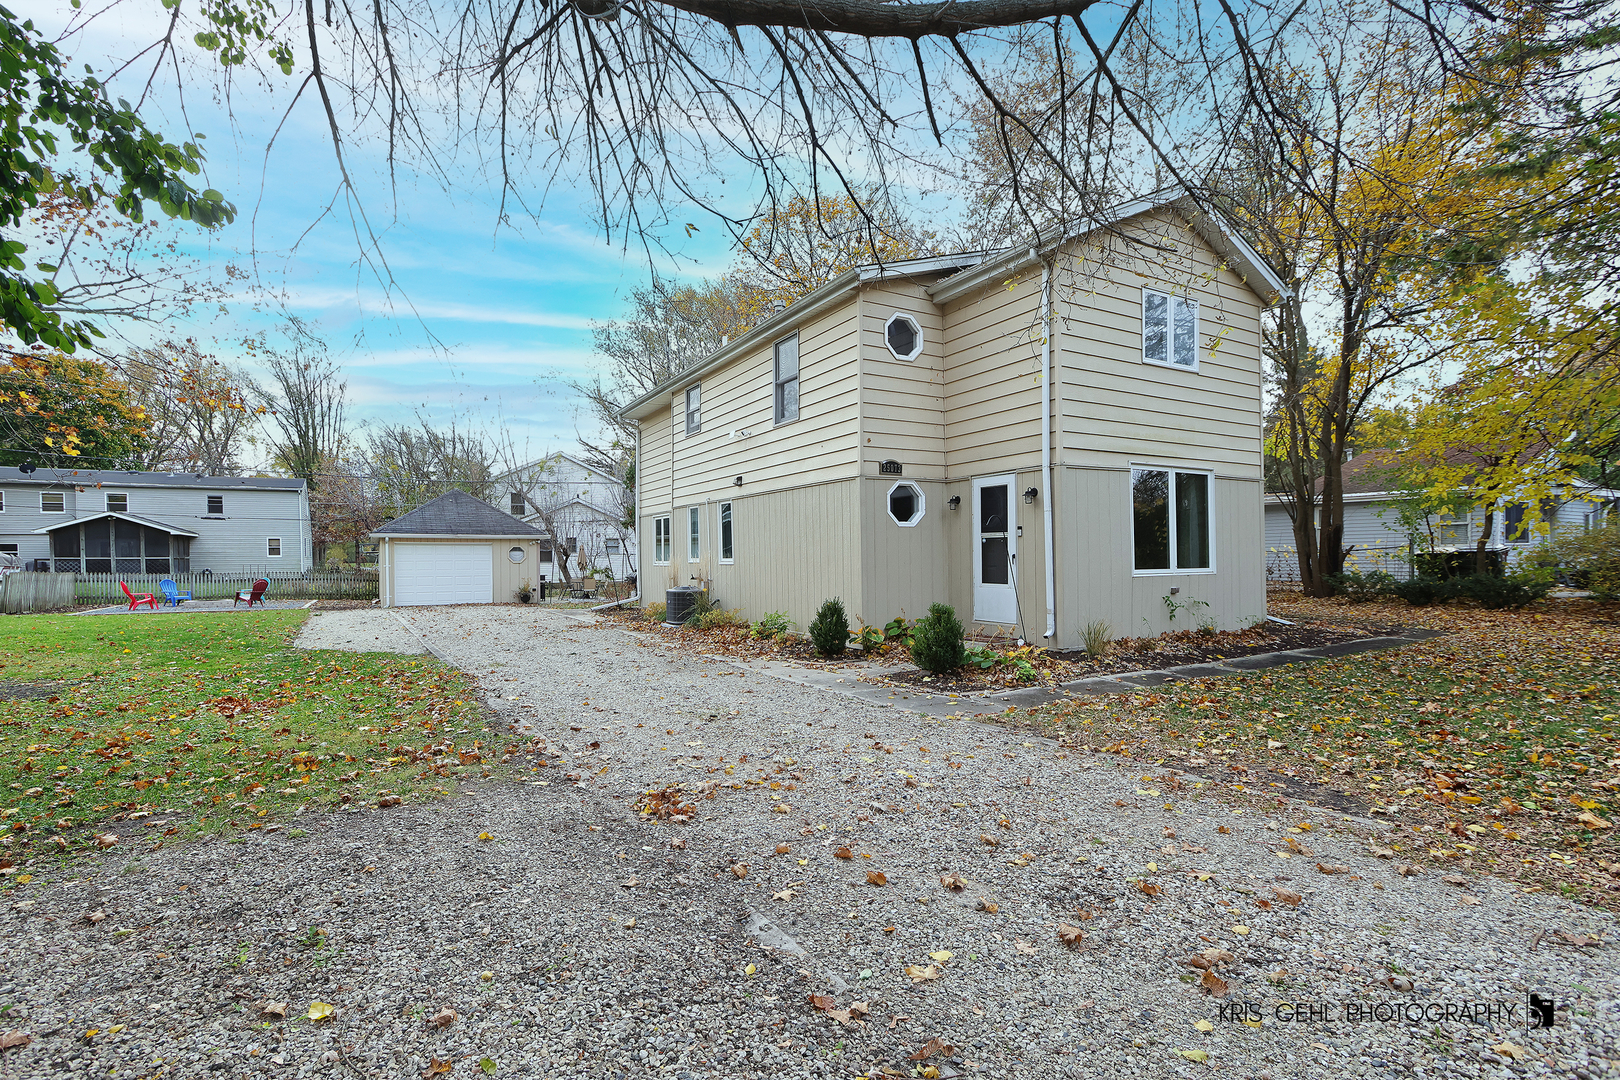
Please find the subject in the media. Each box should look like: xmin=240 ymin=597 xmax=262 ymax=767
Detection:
xmin=0 ymin=348 xmax=150 ymax=467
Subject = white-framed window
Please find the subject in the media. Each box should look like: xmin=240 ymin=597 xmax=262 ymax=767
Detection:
xmin=206 ymin=495 xmax=224 ymax=515
xmin=605 ymin=537 xmax=622 ymax=554
xmin=685 ymin=385 xmax=702 ymax=436
xmin=509 ymin=492 xmax=526 ymax=516
xmin=105 ymin=492 xmax=128 ymax=513
xmin=718 ymin=502 xmax=734 ymax=563
xmin=41 ymin=492 xmax=64 ymax=513
xmin=1131 ymin=467 xmax=1213 ymax=573
xmin=653 ymin=516 xmax=671 ymax=565
xmin=774 ymin=334 xmax=799 ymax=424
xmin=267 ymin=538 xmax=283 ymax=557
xmin=0 ymin=543 xmax=16 ymax=555
xmin=884 ymin=312 xmax=923 ymax=361
xmin=508 ymin=546 xmax=526 ymax=563
xmin=688 ymin=506 xmax=700 ymax=561
xmin=887 ymin=481 xmax=925 ymax=527
xmin=1142 ymin=288 xmax=1199 ymax=370
xmin=0 ymin=490 xmax=5 ymax=512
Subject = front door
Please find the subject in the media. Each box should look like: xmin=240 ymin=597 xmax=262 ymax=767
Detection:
xmin=972 ymin=475 xmax=1017 ymax=625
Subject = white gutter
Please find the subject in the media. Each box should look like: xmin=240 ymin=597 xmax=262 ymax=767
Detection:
xmin=1039 ymin=255 xmax=1056 ymax=641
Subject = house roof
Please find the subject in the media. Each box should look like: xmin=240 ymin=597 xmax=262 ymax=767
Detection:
xmin=618 ymin=190 xmax=1286 ymax=424
xmin=369 ymin=489 xmax=544 ymax=538
xmin=498 ymin=452 xmax=624 ymax=487
xmin=31 ymin=511 xmax=200 ymax=538
xmin=0 ymin=466 xmax=305 ymax=491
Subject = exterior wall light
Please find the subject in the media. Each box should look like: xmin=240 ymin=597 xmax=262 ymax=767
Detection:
xmin=1022 ymin=487 xmax=1039 ymax=504
xmin=947 ymin=495 xmax=961 ymax=510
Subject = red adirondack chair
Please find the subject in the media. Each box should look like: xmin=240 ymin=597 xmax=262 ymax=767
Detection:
xmin=120 ymin=581 xmax=158 ymax=611
xmin=235 ymin=578 xmax=270 ymax=607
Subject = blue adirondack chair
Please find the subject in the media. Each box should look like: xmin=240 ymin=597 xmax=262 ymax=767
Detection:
xmin=159 ymin=578 xmax=192 ymax=607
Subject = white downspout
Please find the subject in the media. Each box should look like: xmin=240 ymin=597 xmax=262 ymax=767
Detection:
xmin=1039 ymin=255 xmax=1057 ymax=641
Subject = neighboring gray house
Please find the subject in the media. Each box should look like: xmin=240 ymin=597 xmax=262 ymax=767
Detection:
xmin=1264 ymin=452 xmax=1618 ymax=582
xmin=495 ymin=452 xmax=636 ymax=581
xmin=0 ymin=467 xmax=312 ymax=575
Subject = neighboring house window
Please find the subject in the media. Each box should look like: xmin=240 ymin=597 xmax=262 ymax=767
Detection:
xmin=653 ymin=517 xmax=671 ymax=564
xmin=267 ymin=538 xmax=283 ymax=557
xmin=688 ymin=507 xmax=700 ymax=561
xmin=0 ymin=543 xmax=17 ymax=555
xmin=1503 ymin=502 xmax=1534 ymax=544
xmin=1131 ymin=467 xmax=1212 ymax=572
xmin=207 ymin=495 xmax=224 ymax=515
xmin=605 ymin=537 xmax=622 ymax=554
xmin=539 ymin=541 xmax=553 ymax=562
xmin=1142 ymin=288 xmax=1199 ymax=370
xmin=718 ymin=502 xmax=734 ymax=563
xmin=0 ymin=490 xmax=5 ymax=512
xmin=685 ymin=385 xmax=702 ymax=436
xmin=41 ymin=492 xmax=64 ymax=513
xmin=565 ymin=536 xmax=577 ymax=553
xmin=510 ymin=492 xmax=526 ymax=515
xmin=884 ymin=313 xmax=923 ymax=361
xmin=774 ymin=334 xmax=799 ymax=423
xmin=106 ymin=493 xmax=128 ymax=513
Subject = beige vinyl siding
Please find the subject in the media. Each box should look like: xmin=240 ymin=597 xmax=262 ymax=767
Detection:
xmin=682 ymin=481 xmax=861 ymax=632
xmin=1056 ymin=467 xmax=1264 ymax=638
xmin=1053 ymin=215 xmax=1265 ymax=476
xmin=939 ymin=268 xmax=1047 ymax=477
xmin=379 ymin=537 xmax=540 ymax=607
xmin=639 ymin=408 xmax=675 ymax=513
xmin=858 ymin=476 xmax=948 ymax=629
xmin=859 ymin=281 xmax=947 ymax=478
xmin=667 ymin=296 xmax=862 ymax=506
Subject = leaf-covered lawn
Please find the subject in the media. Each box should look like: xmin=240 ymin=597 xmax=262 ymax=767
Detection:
xmin=0 ymin=611 xmax=488 ymax=884
xmin=1023 ymin=595 xmax=1620 ymax=908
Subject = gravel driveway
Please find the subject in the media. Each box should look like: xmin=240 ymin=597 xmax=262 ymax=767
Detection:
xmin=2 ymin=606 xmax=1615 ymax=1080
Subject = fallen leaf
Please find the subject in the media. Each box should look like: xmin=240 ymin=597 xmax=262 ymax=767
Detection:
xmin=1217 ymin=825 xmax=1231 ymax=834
xmin=834 ymin=846 xmax=853 ymax=860
xmin=909 ymin=1036 xmax=956 ymax=1061
xmin=0 ymin=1031 xmax=29 ymax=1050
xmin=424 ymin=1058 xmax=452 ymax=1077
xmin=1316 ymin=863 xmax=1349 ymax=875
xmin=1369 ymin=843 xmax=1397 ymax=858
xmin=1178 ymin=1049 xmax=1209 ymax=1062
xmin=1193 ymin=1019 xmax=1214 ymax=1033
xmin=904 ymin=963 xmax=942 ymax=983
xmin=1231 ymin=925 xmax=1250 ymax=936
xmin=1057 ymin=923 xmax=1084 ymax=946
xmin=773 ymin=886 xmax=798 ymax=901
xmin=975 ymin=897 xmax=1000 ymax=914
xmin=429 ymin=1007 xmax=457 ymax=1028
xmin=1137 ymin=880 xmax=1163 ymax=897
xmin=261 ymin=1001 xmax=288 ymax=1018
xmin=730 ymin=863 xmax=748 ymax=879
xmin=775 ymin=843 xmax=791 ymax=854
xmin=1272 ymin=886 xmax=1301 ymax=907
xmin=1457 ymin=895 xmax=1481 ymax=906
xmin=477 ymin=832 xmax=493 ymax=841
xmin=743 ymin=963 xmax=756 ymax=976
xmin=1577 ymin=810 xmax=1612 ymax=829
xmin=866 ymin=870 xmax=887 ymax=887
xmin=307 ymin=1002 xmax=334 ymax=1021
xmin=1441 ymin=875 xmax=1470 ymax=887
xmin=84 ymin=910 xmax=106 ymax=924
xmin=479 ymin=1058 xmax=497 ymax=1076
xmin=849 ymin=1000 xmax=869 ymax=1020
xmin=1014 ymin=938 xmax=1037 ymax=955
xmin=1200 ymin=948 xmax=1235 ymax=966
xmin=1267 ymin=970 xmax=1288 ymax=985
xmin=1398 ymin=863 xmax=1423 ymax=877
xmin=980 ymin=833 xmax=999 ymax=847
xmin=1491 ymin=1042 xmax=1528 ymax=1062
xmin=1552 ymin=931 xmax=1603 ymax=947
xmin=668 ymin=838 xmax=687 ymax=850
xmin=1200 ymin=970 xmax=1229 ymax=998
xmin=940 ymin=872 xmax=966 ymax=891
xmin=94 ymin=833 xmax=117 ymax=848
xmin=623 ymin=918 xmax=636 ymax=928
xmin=808 ymin=993 xmax=836 ymax=1011
xmin=377 ymin=795 xmax=402 ymax=808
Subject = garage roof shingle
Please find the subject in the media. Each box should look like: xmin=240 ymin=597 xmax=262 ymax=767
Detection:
xmin=371 ymin=489 xmax=544 ymax=537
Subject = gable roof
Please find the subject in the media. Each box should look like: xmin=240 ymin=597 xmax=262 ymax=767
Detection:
xmin=370 ymin=489 xmax=544 ymax=538
xmin=498 ymin=452 xmax=623 ymax=487
xmin=31 ymin=511 xmax=199 ymax=537
xmin=619 ymin=190 xmax=1286 ymax=424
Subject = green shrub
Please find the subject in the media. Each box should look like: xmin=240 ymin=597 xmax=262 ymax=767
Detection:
xmin=1450 ymin=571 xmax=1552 ymax=609
xmin=809 ymin=598 xmax=850 ymax=657
xmin=853 ymin=624 xmax=885 ymax=651
xmin=883 ymin=616 xmax=915 ymax=649
xmin=911 ymin=602 xmax=967 ymax=673
xmin=1079 ymin=619 xmax=1111 ymax=658
xmin=1325 ymin=570 xmax=1400 ymax=602
xmin=1546 ymin=520 xmax=1620 ymax=600
xmin=1388 ymin=576 xmax=1450 ymax=606
xmin=644 ymin=601 xmax=667 ymax=622
xmin=690 ymin=607 xmax=747 ymax=630
xmin=751 ymin=610 xmax=793 ymax=640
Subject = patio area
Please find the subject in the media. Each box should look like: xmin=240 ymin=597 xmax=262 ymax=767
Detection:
xmin=73 ymin=598 xmax=318 ymax=615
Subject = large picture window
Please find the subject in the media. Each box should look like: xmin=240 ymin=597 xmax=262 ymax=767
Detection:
xmin=653 ymin=517 xmax=671 ymax=565
xmin=718 ymin=502 xmax=734 ymax=563
xmin=1142 ymin=288 xmax=1199 ymax=370
xmin=1132 ymin=468 xmax=1212 ymax=572
xmin=774 ymin=334 xmax=799 ymax=424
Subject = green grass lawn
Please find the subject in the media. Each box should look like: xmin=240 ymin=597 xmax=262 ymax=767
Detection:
xmin=0 ymin=611 xmax=488 ymax=884
xmin=1024 ymin=597 xmax=1620 ymax=907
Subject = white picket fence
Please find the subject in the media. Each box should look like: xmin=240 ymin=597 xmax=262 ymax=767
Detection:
xmin=72 ymin=571 xmax=379 ymax=605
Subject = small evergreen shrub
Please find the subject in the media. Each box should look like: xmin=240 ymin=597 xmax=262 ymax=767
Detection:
xmin=912 ymin=602 xmax=967 ymax=673
xmin=809 ymin=598 xmax=850 ymax=657
xmin=1325 ymin=570 xmax=1399 ymax=602
xmin=1388 ymin=576 xmax=1450 ymax=606
xmin=1449 ymin=572 xmax=1551 ymax=609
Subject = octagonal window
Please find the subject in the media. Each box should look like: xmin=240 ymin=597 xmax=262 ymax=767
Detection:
xmin=885 ymin=312 xmax=923 ymax=361
xmin=887 ymin=481 xmax=925 ymax=527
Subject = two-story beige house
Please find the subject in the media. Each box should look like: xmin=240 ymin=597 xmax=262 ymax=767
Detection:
xmin=621 ymin=191 xmax=1287 ymax=649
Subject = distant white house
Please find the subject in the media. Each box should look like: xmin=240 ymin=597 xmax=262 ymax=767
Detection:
xmin=1264 ymin=452 xmax=1618 ymax=582
xmin=494 ymin=453 xmax=635 ymax=581
xmin=0 ymin=466 xmax=312 ymax=575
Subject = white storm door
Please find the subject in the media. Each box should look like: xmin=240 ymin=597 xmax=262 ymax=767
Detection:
xmin=394 ymin=543 xmax=492 ymax=606
xmin=972 ymin=476 xmax=1016 ymax=624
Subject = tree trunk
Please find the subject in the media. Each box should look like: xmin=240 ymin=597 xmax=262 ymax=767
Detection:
xmin=1475 ymin=509 xmax=1495 ymax=577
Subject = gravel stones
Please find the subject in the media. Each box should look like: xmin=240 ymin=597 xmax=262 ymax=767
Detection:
xmin=1 ymin=605 xmax=1615 ymax=1079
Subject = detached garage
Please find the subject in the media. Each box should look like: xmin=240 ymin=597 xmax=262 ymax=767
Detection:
xmin=373 ymin=489 xmax=545 ymax=607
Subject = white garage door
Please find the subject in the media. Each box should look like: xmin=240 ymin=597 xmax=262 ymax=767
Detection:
xmin=393 ymin=543 xmax=493 ymax=606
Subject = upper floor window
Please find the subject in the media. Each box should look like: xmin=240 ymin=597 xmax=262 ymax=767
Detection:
xmin=885 ymin=313 xmax=923 ymax=361
xmin=774 ymin=334 xmax=799 ymax=423
xmin=0 ymin=490 xmax=6 ymax=512
xmin=1132 ymin=467 xmax=1212 ymax=572
xmin=1142 ymin=288 xmax=1199 ymax=370
xmin=41 ymin=492 xmax=64 ymax=513
xmin=685 ymin=385 xmax=702 ymax=436
xmin=510 ymin=492 xmax=526 ymax=516
xmin=106 ymin=493 xmax=128 ymax=513
xmin=207 ymin=495 xmax=224 ymax=515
